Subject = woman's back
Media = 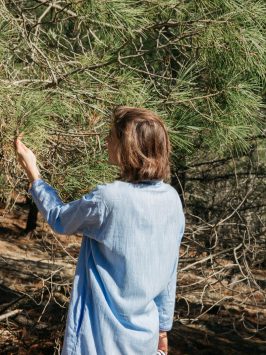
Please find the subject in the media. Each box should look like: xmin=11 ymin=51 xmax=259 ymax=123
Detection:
xmin=60 ymin=178 xmax=185 ymax=354
xmin=91 ymin=179 xmax=185 ymax=312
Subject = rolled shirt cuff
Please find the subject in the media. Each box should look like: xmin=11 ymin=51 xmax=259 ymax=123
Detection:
xmin=28 ymin=178 xmax=45 ymax=195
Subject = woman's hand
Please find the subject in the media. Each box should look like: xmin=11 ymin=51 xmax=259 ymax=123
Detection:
xmin=158 ymin=331 xmax=168 ymax=354
xmin=14 ymin=132 xmax=41 ymax=183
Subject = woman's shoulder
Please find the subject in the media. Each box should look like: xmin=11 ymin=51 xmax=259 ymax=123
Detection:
xmin=94 ymin=179 xmax=179 ymax=198
xmin=92 ymin=180 xmax=183 ymax=214
xmin=94 ymin=180 xmax=120 ymax=191
xmin=92 ymin=180 xmax=122 ymax=198
xmin=91 ymin=180 xmax=133 ymax=201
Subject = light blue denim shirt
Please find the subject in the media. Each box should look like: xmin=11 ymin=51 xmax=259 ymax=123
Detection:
xmin=28 ymin=178 xmax=185 ymax=355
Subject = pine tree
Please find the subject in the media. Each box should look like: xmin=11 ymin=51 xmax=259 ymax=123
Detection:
xmin=0 ymin=0 xmax=265 ymax=202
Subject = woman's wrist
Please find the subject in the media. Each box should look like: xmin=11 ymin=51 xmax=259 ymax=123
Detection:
xmin=27 ymin=166 xmax=42 ymax=183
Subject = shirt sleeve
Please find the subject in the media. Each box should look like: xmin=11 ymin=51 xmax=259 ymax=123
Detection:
xmin=28 ymin=178 xmax=109 ymax=237
xmin=154 ymin=214 xmax=185 ymax=331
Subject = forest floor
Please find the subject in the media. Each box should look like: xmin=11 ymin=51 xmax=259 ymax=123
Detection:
xmin=0 ymin=202 xmax=265 ymax=355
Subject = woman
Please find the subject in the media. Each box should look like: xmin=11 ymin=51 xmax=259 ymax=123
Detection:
xmin=14 ymin=106 xmax=185 ymax=355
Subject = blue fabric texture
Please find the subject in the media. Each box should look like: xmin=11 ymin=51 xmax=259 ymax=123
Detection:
xmin=28 ymin=178 xmax=185 ymax=355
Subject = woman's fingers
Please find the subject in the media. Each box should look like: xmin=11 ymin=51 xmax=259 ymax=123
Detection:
xmin=13 ymin=133 xmax=38 ymax=179
xmin=14 ymin=132 xmax=24 ymax=145
xmin=14 ymin=138 xmax=21 ymax=153
xmin=14 ymin=132 xmax=30 ymax=155
xmin=18 ymin=140 xmax=28 ymax=150
xmin=15 ymin=139 xmax=27 ymax=155
xmin=158 ymin=332 xmax=168 ymax=354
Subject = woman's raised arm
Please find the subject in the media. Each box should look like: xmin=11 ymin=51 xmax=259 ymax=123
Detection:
xmin=28 ymin=180 xmax=107 ymax=236
xmin=14 ymin=133 xmax=108 ymax=237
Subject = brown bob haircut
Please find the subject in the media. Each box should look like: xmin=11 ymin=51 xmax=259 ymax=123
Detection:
xmin=110 ymin=106 xmax=172 ymax=183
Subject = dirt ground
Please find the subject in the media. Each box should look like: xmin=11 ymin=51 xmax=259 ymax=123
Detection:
xmin=0 ymin=203 xmax=265 ymax=355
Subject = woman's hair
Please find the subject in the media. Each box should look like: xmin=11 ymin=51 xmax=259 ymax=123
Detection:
xmin=111 ymin=106 xmax=172 ymax=183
